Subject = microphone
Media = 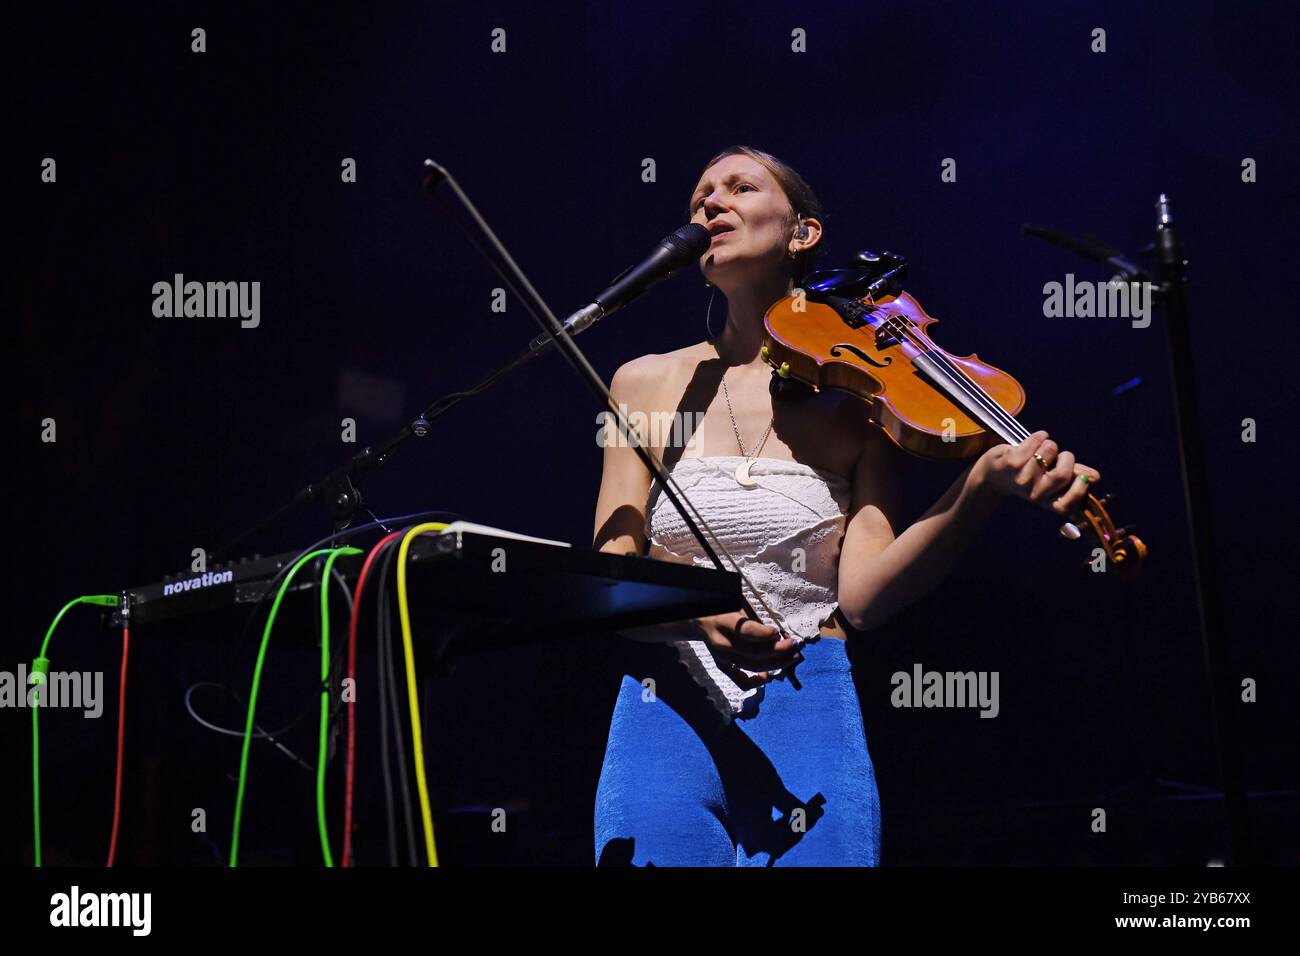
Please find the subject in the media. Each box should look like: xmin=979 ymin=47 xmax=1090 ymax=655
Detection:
xmin=1153 ymin=193 xmax=1181 ymax=273
xmin=1021 ymin=223 xmax=1151 ymax=283
xmin=530 ymin=222 xmax=710 ymax=353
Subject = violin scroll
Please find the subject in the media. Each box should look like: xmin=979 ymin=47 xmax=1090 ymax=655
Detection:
xmin=1062 ymin=492 xmax=1147 ymax=576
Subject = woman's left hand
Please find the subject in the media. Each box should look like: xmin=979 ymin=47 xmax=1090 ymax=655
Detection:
xmin=971 ymin=430 xmax=1100 ymax=516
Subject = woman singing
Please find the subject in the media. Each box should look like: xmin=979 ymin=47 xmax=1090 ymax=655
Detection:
xmin=591 ymin=146 xmax=1099 ymax=866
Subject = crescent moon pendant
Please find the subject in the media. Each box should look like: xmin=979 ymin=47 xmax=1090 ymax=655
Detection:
xmin=735 ymin=459 xmax=759 ymax=488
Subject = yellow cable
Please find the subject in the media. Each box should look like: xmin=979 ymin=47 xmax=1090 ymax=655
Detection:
xmin=396 ymin=521 xmax=449 ymax=867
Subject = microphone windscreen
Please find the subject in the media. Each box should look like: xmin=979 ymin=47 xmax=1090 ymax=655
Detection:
xmin=667 ymin=222 xmax=711 ymax=258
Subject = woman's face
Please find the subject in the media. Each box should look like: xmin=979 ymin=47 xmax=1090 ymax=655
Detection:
xmin=689 ymin=154 xmax=798 ymax=289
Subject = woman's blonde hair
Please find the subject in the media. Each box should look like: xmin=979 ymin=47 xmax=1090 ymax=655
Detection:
xmin=688 ymin=145 xmax=825 ymax=285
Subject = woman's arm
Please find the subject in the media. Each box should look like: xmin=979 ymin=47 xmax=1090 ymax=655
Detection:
xmin=836 ymin=426 xmax=999 ymax=631
xmin=837 ymin=428 xmax=1095 ymax=631
xmin=593 ymin=360 xmax=655 ymax=555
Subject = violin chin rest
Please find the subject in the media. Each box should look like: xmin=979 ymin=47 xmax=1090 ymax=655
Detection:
xmin=769 ymin=370 xmax=816 ymax=401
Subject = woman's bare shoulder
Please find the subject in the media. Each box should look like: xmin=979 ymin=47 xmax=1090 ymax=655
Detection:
xmin=610 ymin=341 xmax=713 ymax=402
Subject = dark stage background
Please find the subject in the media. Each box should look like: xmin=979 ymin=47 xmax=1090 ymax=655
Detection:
xmin=7 ymin=1 xmax=1298 ymax=866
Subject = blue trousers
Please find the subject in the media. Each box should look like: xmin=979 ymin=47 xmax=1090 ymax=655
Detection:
xmin=594 ymin=636 xmax=881 ymax=866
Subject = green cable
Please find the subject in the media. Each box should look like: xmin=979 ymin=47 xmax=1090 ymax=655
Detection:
xmin=228 ymin=546 xmax=369 ymax=868
xmin=229 ymin=549 xmax=337 ymax=867
xmin=32 ymin=705 xmax=41 ymax=867
xmin=31 ymin=594 xmax=121 ymax=867
xmin=317 ymin=547 xmax=362 ymax=867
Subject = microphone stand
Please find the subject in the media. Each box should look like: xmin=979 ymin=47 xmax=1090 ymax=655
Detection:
xmin=1025 ymin=200 xmax=1254 ymax=864
xmin=213 ymin=195 xmax=713 ymax=570
xmin=214 ymin=324 xmax=561 ymax=561
xmin=420 ymin=160 xmax=759 ymax=622
xmin=1150 ymin=195 xmax=1253 ymax=864
xmin=216 ymin=162 xmax=762 ymax=631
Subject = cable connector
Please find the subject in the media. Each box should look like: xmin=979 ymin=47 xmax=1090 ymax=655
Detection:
xmin=30 ymin=656 xmax=51 ymax=684
xmin=82 ymin=595 xmax=121 ymax=608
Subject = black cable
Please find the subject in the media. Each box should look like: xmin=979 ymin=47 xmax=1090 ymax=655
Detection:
xmin=184 ymin=682 xmax=315 ymax=771
xmin=192 ymin=511 xmax=453 ymax=862
xmin=187 ymin=566 xmax=357 ymax=773
xmin=223 ymin=509 xmax=462 ymax=672
xmin=376 ymin=541 xmax=419 ymax=866
xmin=375 ymin=541 xmax=398 ymax=866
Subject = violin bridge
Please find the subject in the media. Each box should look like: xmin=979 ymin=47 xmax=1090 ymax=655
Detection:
xmin=874 ymin=313 xmax=914 ymax=350
xmin=874 ymin=325 xmax=900 ymax=350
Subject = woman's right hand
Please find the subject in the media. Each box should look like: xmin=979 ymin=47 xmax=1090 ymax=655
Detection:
xmin=690 ymin=612 xmax=803 ymax=686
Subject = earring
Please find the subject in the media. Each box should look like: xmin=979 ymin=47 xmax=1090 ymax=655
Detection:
xmin=705 ymin=286 xmax=719 ymax=339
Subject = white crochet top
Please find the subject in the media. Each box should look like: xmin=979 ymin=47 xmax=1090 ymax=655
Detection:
xmin=632 ymin=455 xmax=852 ymax=721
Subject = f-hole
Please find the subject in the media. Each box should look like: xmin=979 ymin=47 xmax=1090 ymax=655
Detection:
xmin=829 ymin=343 xmax=892 ymax=368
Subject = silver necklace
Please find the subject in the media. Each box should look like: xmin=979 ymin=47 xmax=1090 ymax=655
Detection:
xmin=720 ymin=371 xmax=774 ymax=488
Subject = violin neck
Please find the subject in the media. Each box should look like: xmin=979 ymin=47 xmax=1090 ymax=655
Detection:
xmin=885 ymin=314 xmax=1032 ymax=449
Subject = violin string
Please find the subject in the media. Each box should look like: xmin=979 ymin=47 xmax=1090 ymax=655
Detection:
xmin=884 ymin=315 xmax=1028 ymax=440
xmin=879 ymin=312 xmax=1032 ymax=444
xmin=857 ymin=303 xmax=1015 ymax=436
xmin=852 ymin=308 xmax=1107 ymax=541
xmin=894 ymin=322 xmax=1030 ymax=443
xmin=888 ymin=318 xmax=1114 ymax=533
xmin=865 ymin=309 xmax=1113 ymax=541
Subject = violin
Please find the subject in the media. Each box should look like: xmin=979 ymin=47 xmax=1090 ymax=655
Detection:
xmin=759 ymin=251 xmax=1147 ymax=575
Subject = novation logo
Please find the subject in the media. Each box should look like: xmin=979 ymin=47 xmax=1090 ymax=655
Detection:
xmin=163 ymin=569 xmax=234 ymax=596
xmin=49 ymin=886 xmax=151 ymax=936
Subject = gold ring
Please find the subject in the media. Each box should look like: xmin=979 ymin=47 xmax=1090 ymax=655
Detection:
xmin=1033 ymin=452 xmax=1052 ymax=470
